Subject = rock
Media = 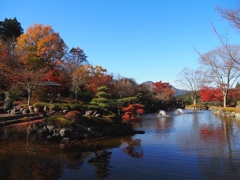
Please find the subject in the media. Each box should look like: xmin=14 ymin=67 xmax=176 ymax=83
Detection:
xmin=88 ymin=126 xmax=100 ymax=133
xmin=26 ymin=117 xmax=144 ymax=143
xmin=44 ymin=106 xmax=49 ymax=112
xmin=59 ymin=128 xmax=71 ymax=137
xmin=22 ymin=109 xmax=28 ymax=114
xmin=61 ymin=137 xmax=70 ymax=143
xmin=65 ymin=111 xmax=82 ymax=123
xmin=34 ymin=107 xmax=39 ymax=114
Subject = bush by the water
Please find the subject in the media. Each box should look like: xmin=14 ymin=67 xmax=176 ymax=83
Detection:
xmin=33 ymin=102 xmax=83 ymax=112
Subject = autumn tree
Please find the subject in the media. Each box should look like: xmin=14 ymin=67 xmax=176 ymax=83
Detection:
xmin=197 ymin=45 xmax=240 ymax=107
xmin=72 ymin=65 xmax=90 ymax=103
xmin=88 ymin=74 xmax=113 ymax=94
xmin=63 ymin=47 xmax=88 ymax=81
xmin=228 ymin=88 xmax=240 ymax=105
xmin=16 ymin=68 xmax=47 ymax=105
xmin=15 ymin=24 xmax=66 ymax=70
xmin=199 ymin=86 xmax=223 ymax=104
xmin=122 ymin=104 xmax=145 ymax=122
xmin=84 ymin=65 xmax=113 ymax=94
xmin=153 ymin=81 xmax=175 ymax=101
xmin=14 ymin=24 xmax=67 ymax=104
xmin=136 ymin=81 xmax=173 ymax=112
xmin=34 ymin=68 xmax=68 ymax=101
xmin=175 ymin=68 xmax=208 ymax=105
xmin=111 ymin=75 xmax=137 ymax=98
xmin=0 ymin=42 xmax=12 ymax=90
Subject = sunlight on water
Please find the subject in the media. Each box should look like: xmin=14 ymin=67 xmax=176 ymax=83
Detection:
xmin=1 ymin=110 xmax=240 ymax=179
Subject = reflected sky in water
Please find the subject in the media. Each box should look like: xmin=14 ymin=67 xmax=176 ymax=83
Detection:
xmin=1 ymin=109 xmax=240 ymax=179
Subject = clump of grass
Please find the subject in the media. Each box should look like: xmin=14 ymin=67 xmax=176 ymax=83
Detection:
xmin=43 ymin=115 xmax=72 ymax=127
xmin=214 ymin=107 xmax=240 ymax=113
xmin=33 ymin=102 xmax=84 ymax=111
xmin=186 ymin=104 xmax=208 ymax=110
xmin=22 ymin=116 xmax=30 ymax=121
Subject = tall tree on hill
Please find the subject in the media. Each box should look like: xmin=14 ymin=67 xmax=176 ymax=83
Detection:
xmin=0 ymin=17 xmax=23 ymax=94
xmin=69 ymin=47 xmax=87 ymax=67
xmin=0 ymin=17 xmax=23 ymax=50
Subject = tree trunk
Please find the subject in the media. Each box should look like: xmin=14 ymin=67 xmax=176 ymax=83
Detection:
xmin=28 ymin=89 xmax=32 ymax=105
xmin=223 ymin=92 xmax=227 ymax=108
xmin=75 ymin=86 xmax=78 ymax=103
xmin=191 ymin=95 xmax=197 ymax=105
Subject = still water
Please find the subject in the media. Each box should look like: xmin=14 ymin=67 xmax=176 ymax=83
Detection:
xmin=1 ymin=109 xmax=240 ymax=180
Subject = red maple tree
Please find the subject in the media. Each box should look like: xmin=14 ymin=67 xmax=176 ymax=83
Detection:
xmin=122 ymin=104 xmax=145 ymax=122
xmin=87 ymin=74 xmax=113 ymax=94
xmin=153 ymin=81 xmax=175 ymax=100
xmin=199 ymin=86 xmax=223 ymax=102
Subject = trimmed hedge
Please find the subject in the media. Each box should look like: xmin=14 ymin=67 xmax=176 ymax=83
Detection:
xmin=33 ymin=102 xmax=83 ymax=111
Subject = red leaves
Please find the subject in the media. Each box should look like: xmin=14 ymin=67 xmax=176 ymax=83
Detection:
xmin=122 ymin=104 xmax=144 ymax=122
xmin=87 ymin=75 xmax=113 ymax=94
xmin=199 ymin=86 xmax=223 ymax=102
xmin=153 ymin=81 xmax=175 ymax=100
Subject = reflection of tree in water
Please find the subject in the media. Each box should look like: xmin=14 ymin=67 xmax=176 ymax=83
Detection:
xmin=198 ymin=118 xmax=240 ymax=179
xmin=88 ymin=150 xmax=112 ymax=179
xmin=155 ymin=117 xmax=174 ymax=139
xmin=0 ymin=147 xmax=63 ymax=180
xmin=0 ymin=126 xmax=88 ymax=180
xmin=121 ymin=137 xmax=143 ymax=158
xmin=177 ymin=111 xmax=240 ymax=179
xmin=64 ymin=149 xmax=84 ymax=170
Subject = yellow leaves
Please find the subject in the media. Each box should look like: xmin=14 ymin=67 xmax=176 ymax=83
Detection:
xmin=15 ymin=24 xmax=66 ymax=70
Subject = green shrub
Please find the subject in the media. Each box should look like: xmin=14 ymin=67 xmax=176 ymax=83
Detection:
xmin=3 ymin=98 xmax=13 ymax=110
xmin=56 ymin=103 xmax=71 ymax=111
xmin=68 ymin=103 xmax=82 ymax=111
xmin=33 ymin=102 xmax=49 ymax=108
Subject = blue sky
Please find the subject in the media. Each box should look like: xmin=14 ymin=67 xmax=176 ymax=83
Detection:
xmin=1 ymin=0 xmax=240 ymax=88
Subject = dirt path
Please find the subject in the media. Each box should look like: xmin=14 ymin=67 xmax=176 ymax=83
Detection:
xmin=4 ymin=119 xmax=43 ymax=127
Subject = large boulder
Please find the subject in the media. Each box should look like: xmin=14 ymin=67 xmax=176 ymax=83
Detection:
xmin=65 ymin=111 xmax=82 ymax=123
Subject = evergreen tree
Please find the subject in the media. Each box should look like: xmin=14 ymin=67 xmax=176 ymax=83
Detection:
xmin=88 ymin=86 xmax=111 ymax=115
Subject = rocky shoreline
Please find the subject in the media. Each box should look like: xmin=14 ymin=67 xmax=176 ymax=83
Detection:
xmin=27 ymin=121 xmax=145 ymax=143
xmin=214 ymin=109 xmax=240 ymax=118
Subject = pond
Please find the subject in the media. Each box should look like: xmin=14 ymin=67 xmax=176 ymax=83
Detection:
xmin=1 ymin=109 xmax=240 ymax=179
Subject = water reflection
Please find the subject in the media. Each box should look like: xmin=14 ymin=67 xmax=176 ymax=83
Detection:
xmin=121 ymin=137 xmax=143 ymax=158
xmin=88 ymin=150 xmax=112 ymax=179
xmin=1 ymin=110 xmax=240 ymax=179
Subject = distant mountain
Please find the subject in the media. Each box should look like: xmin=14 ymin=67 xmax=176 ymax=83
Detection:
xmin=139 ymin=81 xmax=189 ymax=97
xmin=170 ymin=85 xmax=189 ymax=97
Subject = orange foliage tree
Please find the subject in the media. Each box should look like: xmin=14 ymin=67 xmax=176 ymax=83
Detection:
xmin=122 ymin=104 xmax=145 ymax=122
xmin=15 ymin=24 xmax=66 ymax=70
xmin=87 ymin=75 xmax=113 ymax=94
